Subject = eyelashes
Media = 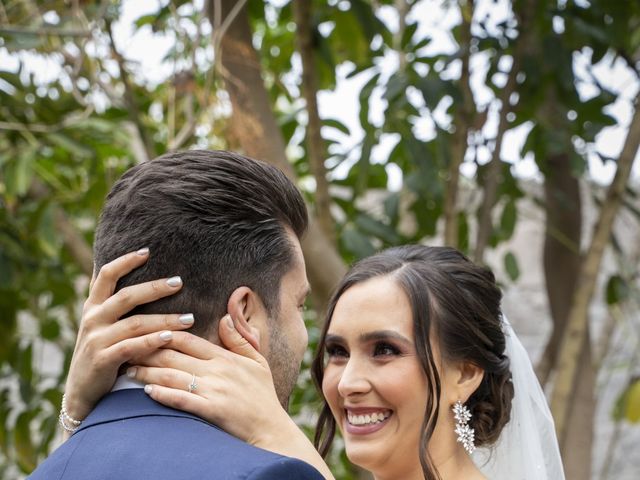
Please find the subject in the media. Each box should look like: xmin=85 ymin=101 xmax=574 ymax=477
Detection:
xmin=373 ymin=342 xmax=401 ymax=357
xmin=325 ymin=341 xmax=402 ymax=359
xmin=325 ymin=343 xmax=348 ymax=358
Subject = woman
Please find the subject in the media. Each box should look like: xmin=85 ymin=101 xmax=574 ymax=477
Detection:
xmin=61 ymin=246 xmax=564 ymax=479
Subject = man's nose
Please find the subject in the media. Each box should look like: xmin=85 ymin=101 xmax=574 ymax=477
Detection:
xmin=337 ymin=357 xmax=371 ymax=397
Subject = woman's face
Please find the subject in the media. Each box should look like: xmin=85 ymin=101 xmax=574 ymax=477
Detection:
xmin=321 ymin=275 xmax=431 ymax=478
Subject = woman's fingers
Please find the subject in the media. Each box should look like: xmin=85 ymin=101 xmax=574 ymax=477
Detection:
xmin=106 ymin=313 xmax=195 ymax=345
xmin=143 ymin=384 xmax=209 ymax=419
xmin=134 ymin=341 xmax=210 ymax=373
xmin=218 ymin=314 xmax=268 ymax=367
xmin=99 ymin=330 xmax=178 ymax=367
xmin=160 ymin=331 xmax=225 ymax=360
xmin=94 ymin=276 xmax=184 ymax=325
xmin=87 ymin=248 xmax=151 ymax=305
xmin=130 ymin=366 xmax=195 ymax=392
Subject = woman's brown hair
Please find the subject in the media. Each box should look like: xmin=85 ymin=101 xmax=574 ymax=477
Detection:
xmin=311 ymin=245 xmax=514 ymax=480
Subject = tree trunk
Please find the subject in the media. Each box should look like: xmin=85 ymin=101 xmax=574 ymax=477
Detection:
xmin=537 ymin=153 xmax=582 ymax=386
xmin=214 ymin=0 xmax=346 ymax=309
xmin=550 ymin=94 xmax=640 ymax=448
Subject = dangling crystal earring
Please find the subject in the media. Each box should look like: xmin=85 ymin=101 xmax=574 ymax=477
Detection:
xmin=453 ymin=400 xmax=475 ymax=454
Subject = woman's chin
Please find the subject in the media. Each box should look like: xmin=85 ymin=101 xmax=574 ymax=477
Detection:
xmin=344 ymin=447 xmax=377 ymax=472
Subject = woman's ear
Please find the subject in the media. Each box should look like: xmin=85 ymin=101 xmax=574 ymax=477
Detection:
xmin=451 ymin=361 xmax=485 ymax=403
xmin=226 ymin=286 xmax=265 ymax=352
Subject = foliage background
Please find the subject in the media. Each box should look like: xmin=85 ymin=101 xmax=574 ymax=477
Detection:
xmin=1 ymin=0 xmax=640 ymax=479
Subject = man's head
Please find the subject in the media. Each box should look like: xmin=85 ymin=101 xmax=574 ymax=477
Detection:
xmin=94 ymin=150 xmax=310 ymax=406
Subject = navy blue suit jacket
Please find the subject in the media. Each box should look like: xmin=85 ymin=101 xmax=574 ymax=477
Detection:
xmin=29 ymin=389 xmax=323 ymax=480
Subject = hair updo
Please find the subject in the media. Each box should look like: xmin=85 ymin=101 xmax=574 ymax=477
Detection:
xmin=311 ymin=245 xmax=514 ymax=480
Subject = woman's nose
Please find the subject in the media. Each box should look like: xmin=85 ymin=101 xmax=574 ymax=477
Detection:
xmin=337 ymin=358 xmax=371 ymax=397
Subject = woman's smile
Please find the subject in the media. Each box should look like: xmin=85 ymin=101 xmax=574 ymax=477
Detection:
xmin=344 ymin=408 xmax=393 ymax=434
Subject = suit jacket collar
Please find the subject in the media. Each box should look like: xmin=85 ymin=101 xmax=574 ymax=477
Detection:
xmin=76 ymin=389 xmax=220 ymax=434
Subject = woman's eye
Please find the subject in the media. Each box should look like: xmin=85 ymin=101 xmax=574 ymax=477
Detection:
xmin=325 ymin=344 xmax=348 ymax=358
xmin=373 ymin=342 xmax=400 ymax=357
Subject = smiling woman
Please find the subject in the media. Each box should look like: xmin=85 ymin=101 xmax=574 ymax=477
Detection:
xmin=312 ymin=245 xmax=517 ymax=480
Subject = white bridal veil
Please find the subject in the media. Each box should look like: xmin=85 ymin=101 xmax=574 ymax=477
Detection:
xmin=472 ymin=316 xmax=566 ymax=480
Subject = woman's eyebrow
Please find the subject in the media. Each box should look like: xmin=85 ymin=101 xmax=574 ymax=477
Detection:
xmin=324 ymin=333 xmax=344 ymax=344
xmin=358 ymin=330 xmax=412 ymax=346
xmin=326 ymin=331 xmax=412 ymax=345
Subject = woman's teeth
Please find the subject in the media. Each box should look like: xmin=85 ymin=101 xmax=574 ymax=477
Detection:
xmin=347 ymin=411 xmax=390 ymax=426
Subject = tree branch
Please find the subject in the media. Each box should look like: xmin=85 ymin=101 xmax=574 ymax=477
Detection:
xmin=0 ymin=26 xmax=91 ymax=37
xmin=293 ymin=0 xmax=334 ymax=242
xmin=443 ymin=0 xmax=475 ymax=247
xmin=105 ymin=19 xmax=155 ymax=162
xmin=472 ymin=67 xmax=516 ymax=262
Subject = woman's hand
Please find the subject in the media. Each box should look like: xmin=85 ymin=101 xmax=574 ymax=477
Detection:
xmin=129 ymin=314 xmax=284 ymax=445
xmin=129 ymin=316 xmax=335 ymax=480
xmin=64 ymin=249 xmax=191 ymax=425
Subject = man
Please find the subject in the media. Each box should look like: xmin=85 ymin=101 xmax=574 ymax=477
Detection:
xmin=29 ymin=150 xmax=323 ymax=479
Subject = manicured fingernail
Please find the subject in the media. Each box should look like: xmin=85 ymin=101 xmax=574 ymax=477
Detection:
xmin=144 ymin=385 xmax=153 ymax=395
xmin=223 ymin=314 xmax=234 ymax=330
xmin=166 ymin=276 xmax=182 ymax=287
xmin=137 ymin=247 xmax=150 ymax=256
xmin=126 ymin=367 xmax=137 ymax=378
xmin=159 ymin=331 xmax=173 ymax=341
xmin=179 ymin=313 xmax=194 ymax=325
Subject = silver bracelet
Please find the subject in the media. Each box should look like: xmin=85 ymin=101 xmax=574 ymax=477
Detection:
xmin=59 ymin=393 xmax=82 ymax=433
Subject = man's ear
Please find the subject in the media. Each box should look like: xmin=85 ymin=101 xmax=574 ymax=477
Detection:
xmin=226 ymin=286 xmax=265 ymax=352
xmin=450 ymin=361 xmax=485 ymax=404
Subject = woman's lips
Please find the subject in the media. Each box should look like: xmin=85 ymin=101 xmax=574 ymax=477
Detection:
xmin=344 ymin=408 xmax=392 ymax=435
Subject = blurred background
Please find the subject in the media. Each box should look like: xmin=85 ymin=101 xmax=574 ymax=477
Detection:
xmin=1 ymin=1 xmax=639 ymax=479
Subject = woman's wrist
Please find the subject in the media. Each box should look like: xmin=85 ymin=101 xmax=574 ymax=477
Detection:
xmin=61 ymin=386 xmax=92 ymax=425
xmin=254 ymin=408 xmax=334 ymax=480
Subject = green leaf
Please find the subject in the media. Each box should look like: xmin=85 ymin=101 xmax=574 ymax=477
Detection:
xmin=626 ymin=380 xmax=640 ymax=423
xmin=5 ymin=149 xmax=36 ymax=197
xmin=14 ymin=410 xmax=37 ymax=473
xmin=384 ymin=192 xmax=400 ymax=226
xmin=418 ymin=74 xmax=447 ymax=110
xmin=341 ymin=226 xmax=376 ymax=259
xmin=613 ymin=378 xmax=640 ymax=423
xmin=40 ymin=318 xmax=61 ymax=340
xmin=499 ymin=199 xmax=517 ymax=241
xmin=355 ymin=213 xmax=401 ymax=244
xmin=504 ymin=251 xmax=520 ymax=282
xmin=37 ymin=203 xmax=59 ymax=258
xmin=605 ymin=275 xmax=629 ymax=305
xmin=47 ymin=132 xmax=94 ymax=159
xmin=457 ymin=211 xmax=469 ymax=254
xmin=322 ymin=118 xmax=350 ymax=136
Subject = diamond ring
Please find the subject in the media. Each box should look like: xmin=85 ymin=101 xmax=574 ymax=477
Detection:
xmin=187 ymin=373 xmax=198 ymax=393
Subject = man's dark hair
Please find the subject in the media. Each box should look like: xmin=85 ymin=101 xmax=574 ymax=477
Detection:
xmin=94 ymin=150 xmax=308 ymax=337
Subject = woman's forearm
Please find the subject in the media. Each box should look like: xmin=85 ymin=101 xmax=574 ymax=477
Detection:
xmin=257 ymin=410 xmax=334 ymax=480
